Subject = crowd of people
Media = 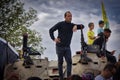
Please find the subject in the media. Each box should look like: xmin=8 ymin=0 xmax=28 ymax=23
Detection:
xmin=49 ymin=11 xmax=120 ymax=80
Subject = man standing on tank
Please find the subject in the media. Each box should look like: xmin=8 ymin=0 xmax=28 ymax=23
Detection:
xmin=49 ymin=11 xmax=84 ymax=80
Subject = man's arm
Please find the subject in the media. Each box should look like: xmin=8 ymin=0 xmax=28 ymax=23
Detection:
xmin=49 ymin=22 xmax=60 ymax=41
xmin=77 ymin=24 xmax=84 ymax=29
xmin=72 ymin=24 xmax=84 ymax=32
xmin=93 ymin=36 xmax=104 ymax=49
xmin=106 ymin=50 xmax=116 ymax=55
xmin=105 ymin=50 xmax=111 ymax=54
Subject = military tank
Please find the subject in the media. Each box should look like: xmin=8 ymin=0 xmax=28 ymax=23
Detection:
xmin=3 ymin=30 xmax=108 ymax=80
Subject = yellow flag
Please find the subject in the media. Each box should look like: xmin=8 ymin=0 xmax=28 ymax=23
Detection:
xmin=101 ymin=1 xmax=109 ymax=29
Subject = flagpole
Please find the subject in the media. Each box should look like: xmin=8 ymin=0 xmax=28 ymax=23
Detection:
xmin=101 ymin=0 xmax=109 ymax=29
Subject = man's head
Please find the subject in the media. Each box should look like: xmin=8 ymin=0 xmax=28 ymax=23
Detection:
xmin=88 ymin=22 xmax=94 ymax=30
xmin=64 ymin=11 xmax=72 ymax=23
xmin=99 ymin=20 xmax=104 ymax=28
xmin=104 ymin=29 xmax=111 ymax=39
xmin=103 ymin=63 xmax=116 ymax=79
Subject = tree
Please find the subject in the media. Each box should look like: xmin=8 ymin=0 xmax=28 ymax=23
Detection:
xmin=0 ymin=0 xmax=45 ymax=53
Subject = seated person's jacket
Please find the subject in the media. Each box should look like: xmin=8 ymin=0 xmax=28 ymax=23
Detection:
xmin=93 ymin=32 xmax=111 ymax=56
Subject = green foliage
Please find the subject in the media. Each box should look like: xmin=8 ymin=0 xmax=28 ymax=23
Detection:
xmin=0 ymin=0 xmax=45 ymax=53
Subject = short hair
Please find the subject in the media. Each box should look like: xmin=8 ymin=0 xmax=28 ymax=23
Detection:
xmin=88 ymin=22 xmax=94 ymax=27
xmin=103 ymin=63 xmax=116 ymax=71
xmin=99 ymin=20 xmax=104 ymax=25
xmin=104 ymin=29 xmax=112 ymax=33
xmin=64 ymin=11 xmax=71 ymax=17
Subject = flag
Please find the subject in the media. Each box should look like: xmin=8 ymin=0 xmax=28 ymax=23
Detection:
xmin=101 ymin=1 xmax=109 ymax=29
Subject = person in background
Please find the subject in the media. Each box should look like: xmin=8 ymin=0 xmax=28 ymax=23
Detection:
xmin=113 ymin=57 xmax=120 ymax=80
xmin=93 ymin=29 xmax=116 ymax=63
xmin=49 ymin=11 xmax=84 ymax=80
xmin=97 ymin=20 xmax=104 ymax=35
xmin=67 ymin=74 xmax=82 ymax=80
xmin=95 ymin=63 xmax=116 ymax=80
xmin=87 ymin=22 xmax=96 ymax=45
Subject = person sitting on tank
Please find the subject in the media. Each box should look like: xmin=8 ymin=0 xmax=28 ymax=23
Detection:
xmin=93 ymin=29 xmax=116 ymax=64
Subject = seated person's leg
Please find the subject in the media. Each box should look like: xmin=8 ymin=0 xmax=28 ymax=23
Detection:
xmin=106 ymin=53 xmax=116 ymax=63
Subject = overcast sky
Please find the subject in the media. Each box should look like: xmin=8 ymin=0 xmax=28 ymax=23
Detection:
xmin=21 ymin=0 xmax=120 ymax=61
